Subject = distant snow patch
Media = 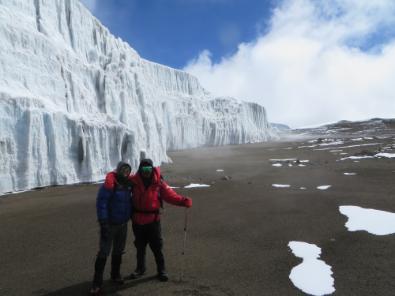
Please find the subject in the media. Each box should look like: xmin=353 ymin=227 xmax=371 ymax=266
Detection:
xmin=300 ymin=187 xmax=307 ymax=190
xmin=270 ymin=158 xmax=297 ymax=162
xmin=375 ymin=153 xmax=395 ymax=158
xmin=272 ymin=184 xmax=290 ymax=188
xmin=298 ymin=164 xmax=306 ymax=167
xmin=343 ymin=172 xmax=356 ymax=176
xmin=272 ymin=163 xmax=283 ymax=167
xmin=339 ymin=206 xmax=395 ymax=235
xmin=340 ymin=155 xmax=374 ymax=160
xmin=341 ymin=152 xmax=395 ymax=161
xmin=288 ymin=241 xmax=335 ymax=296
xmin=317 ymin=185 xmax=331 ymax=190
xmin=170 ymin=186 xmax=180 ymax=189
xmin=216 ymin=169 xmax=224 ymax=172
xmin=184 ymin=183 xmax=210 ymax=188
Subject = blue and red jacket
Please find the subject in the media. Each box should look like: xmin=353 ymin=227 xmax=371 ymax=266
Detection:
xmin=96 ymin=172 xmax=133 ymax=225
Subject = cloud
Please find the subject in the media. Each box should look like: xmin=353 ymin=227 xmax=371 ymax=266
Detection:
xmin=80 ymin=0 xmax=97 ymax=12
xmin=184 ymin=0 xmax=395 ymax=127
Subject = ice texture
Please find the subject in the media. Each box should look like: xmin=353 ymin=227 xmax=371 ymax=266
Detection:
xmin=0 ymin=0 xmax=276 ymax=194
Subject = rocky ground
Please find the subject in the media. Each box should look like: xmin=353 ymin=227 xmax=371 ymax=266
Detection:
xmin=0 ymin=119 xmax=394 ymax=296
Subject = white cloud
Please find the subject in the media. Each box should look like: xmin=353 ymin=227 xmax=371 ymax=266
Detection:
xmin=184 ymin=0 xmax=395 ymax=127
xmin=80 ymin=0 xmax=97 ymax=12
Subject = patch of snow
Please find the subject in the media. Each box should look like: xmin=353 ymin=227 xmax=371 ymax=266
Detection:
xmin=288 ymin=241 xmax=335 ymax=296
xmin=272 ymin=163 xmax=283 ymax=167
xmin=184 ymin=183 xmax=210 ymax=188
xmin=270 ymin=158 xmax=297 ymax=162
xmin=340 ymin=156 xmax=374 ymax=160
xmin=329 ymin=150 xmax=342 ymax=153
xmin=318 ymin=141 xmax=344 ymax=146
xmin=298 ymin=164 xmax=306 ymax=167
xmin=343 ymin=172 xmax=356 ymax=176
xmin=216 ymin=169 xmax=224 ymax=172
xmin=317 ymin=185 xmax=331 ymax=190
xmin=272 ymin=184 xmax=290 ymax=188
xmin=339 ymin=206 xmax=395 ymax=235
xmin=300 ymin=187 xmax=307 ymax=190
xmin=375 ymin=153 xmax=395 ymax=158
xmin=300 ymin=160 xmax=310 ymax=163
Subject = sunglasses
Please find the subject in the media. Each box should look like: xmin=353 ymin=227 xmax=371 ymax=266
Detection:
xmin=141 ymin=166 xmax=153 ymax=173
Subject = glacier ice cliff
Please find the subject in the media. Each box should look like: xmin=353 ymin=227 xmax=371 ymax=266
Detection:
xmin=0 ymin=0 xmax=276 ymax=194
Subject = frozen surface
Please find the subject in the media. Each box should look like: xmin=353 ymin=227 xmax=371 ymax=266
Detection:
xmin=288 ymin=241 xmax=335 ymax=296
xmin=272 ymin=184 xmax=290 ymax=188
xmin=272 ymin=163 xmax=282 ymax=167
xmin=343 ymin=172 xmax=356 ymax=176
xmin=0 ymin=0 xmax=276 ymax=194
xmin=317 ymin=185 xmax=331 ymax=190
xmin=341 ymin=152 xmax=395 ymax=161
xmin=339 ymin=206 xmax=395 ymax=235
xmin=216 ymin=169 xmax=224 ymax=172
xmin=375 ymin=153 xmax=395 ymax=158
xmin=184 ymin=183 xmax=210 ymax=188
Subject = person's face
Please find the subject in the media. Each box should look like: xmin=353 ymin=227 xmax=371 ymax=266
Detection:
xmin=141 ymin=166 xmax=153 ymax=178
xmin=119 ymin=166 xmax=131 ymax=178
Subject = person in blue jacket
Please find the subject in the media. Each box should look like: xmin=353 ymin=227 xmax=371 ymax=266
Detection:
xmin=90 ymin=161 xmax=133 ymax=295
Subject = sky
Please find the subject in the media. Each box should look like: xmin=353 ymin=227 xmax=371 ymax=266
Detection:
xmin=81 ymin=0 xmax=395 ymax=128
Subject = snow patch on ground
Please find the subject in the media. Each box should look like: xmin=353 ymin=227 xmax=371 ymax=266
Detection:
xmin=339 ymin=206 xmax=395 ymax=235
xmin=317 ymin=185 xmax=331 ymax=190
xmin=341 ymin=152 xmax=395 ymax=161
xmin=288 ymin=241 xmax=335 ymax=296
xmin=272 ymin=163 xmax=283 ymax=167
xmin=375 ymin=153 xmax=395 ymax=158
xmin=184 ymin=183 xmax=210 ymax=188
xmin=343 ymin=172 xmax=356 ymax=176
xmin=272 ymin=184 xmax=290 ymax=188
xmin=216 ymin=169 xmax=224 ymax=172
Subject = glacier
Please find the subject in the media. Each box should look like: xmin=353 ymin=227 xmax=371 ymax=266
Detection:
xmin=0 ymin=0 xmax=276 ymax=195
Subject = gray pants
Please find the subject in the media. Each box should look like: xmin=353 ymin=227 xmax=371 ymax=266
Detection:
xmin=97 ymin=223 xmax=128 ymax=258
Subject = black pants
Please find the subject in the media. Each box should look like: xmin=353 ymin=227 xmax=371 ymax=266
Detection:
xmin=132 ymin=221 xmax=165 ymax=274
xmin=93 ymin=223 xmax=127 ymax=287
xmin=98 ymin=223 xmax=128 ymax=258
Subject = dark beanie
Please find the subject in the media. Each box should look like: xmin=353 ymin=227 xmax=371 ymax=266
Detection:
xmin=138 ymin=158 xmax=153 ymax=170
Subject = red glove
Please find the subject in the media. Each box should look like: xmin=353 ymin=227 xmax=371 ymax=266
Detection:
xmin=183 ymin=197 xmax=192 ymax=208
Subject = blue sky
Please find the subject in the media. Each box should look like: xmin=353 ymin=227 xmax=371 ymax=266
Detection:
xmin=82 ymin=0 xmax=395 ymax=127
xmin=82 ymin=0 xmax=275 ymax=69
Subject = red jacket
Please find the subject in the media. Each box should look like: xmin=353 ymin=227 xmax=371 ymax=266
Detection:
xmin=131 ymin=167 xmax=187 ymax=225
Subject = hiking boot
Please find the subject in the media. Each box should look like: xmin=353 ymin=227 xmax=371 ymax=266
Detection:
xmin=157 ymin=271 xmax=168 ymax=282
xmin=125 ymin=269 xmax=145 ymax=280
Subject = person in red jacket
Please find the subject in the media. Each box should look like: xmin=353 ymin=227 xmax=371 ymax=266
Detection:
xmin=126 ymin=158 xmax=192 ymax=282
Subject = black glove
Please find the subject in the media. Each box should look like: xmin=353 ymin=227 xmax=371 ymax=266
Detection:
xmin=99 ymin=220 xmax=110 ymax=241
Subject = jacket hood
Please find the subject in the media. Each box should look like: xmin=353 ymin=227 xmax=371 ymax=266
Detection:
xmin=116 ymin=161 xmax=131 ymax=174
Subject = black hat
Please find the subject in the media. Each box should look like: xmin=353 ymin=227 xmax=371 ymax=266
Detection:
xmin=139 ymin=158 xmax=153 ymax=169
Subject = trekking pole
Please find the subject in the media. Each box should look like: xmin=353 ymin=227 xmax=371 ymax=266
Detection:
xmin=179 ymin=208 xmax=189 ymax=282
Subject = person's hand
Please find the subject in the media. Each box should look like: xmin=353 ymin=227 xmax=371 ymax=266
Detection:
xmin=183 ymin=197 xmax=192 ymax=208
xmin=99 ymin=220 xmax=110 ymax=241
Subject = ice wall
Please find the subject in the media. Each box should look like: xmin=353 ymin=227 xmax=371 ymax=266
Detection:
xmin=0 ymin=0 xmax=276 ymax=194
